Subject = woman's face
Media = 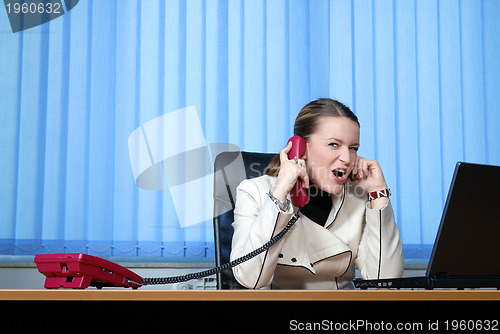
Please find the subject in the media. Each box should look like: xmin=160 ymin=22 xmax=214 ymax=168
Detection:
xmin=305 ymin=116 xmax=360 ymax=194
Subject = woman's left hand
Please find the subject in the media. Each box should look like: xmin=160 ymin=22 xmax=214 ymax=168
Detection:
xmin=351 ymin=156 xmax=388 ymax=193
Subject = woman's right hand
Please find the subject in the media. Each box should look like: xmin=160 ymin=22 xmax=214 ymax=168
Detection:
xmin=271 ymin=141 xmax=309 ymax=202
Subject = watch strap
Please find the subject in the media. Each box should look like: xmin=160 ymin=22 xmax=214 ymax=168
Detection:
xmin=367 ymin=188 xmax=391 ymax=201
xmin=267 ymin=191 xmax=291 ymax=212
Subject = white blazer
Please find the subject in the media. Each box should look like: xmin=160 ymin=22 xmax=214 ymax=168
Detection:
xmin=230 ymin=175 xmax=404 ymax=289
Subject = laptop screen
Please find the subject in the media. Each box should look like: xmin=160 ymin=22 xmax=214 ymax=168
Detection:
xmin=427 ymin=162 xmax=500 ymax=277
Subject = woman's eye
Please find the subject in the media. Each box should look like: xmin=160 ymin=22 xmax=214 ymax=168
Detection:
xmin=328 ymin=143 xmax=338 ymax=147
xmin=350 ymin=147 xmax=359 ymax=152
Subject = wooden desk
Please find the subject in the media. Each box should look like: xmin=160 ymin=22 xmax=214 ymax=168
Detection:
xmin=1 ymin=289 xmax=500 ymax=301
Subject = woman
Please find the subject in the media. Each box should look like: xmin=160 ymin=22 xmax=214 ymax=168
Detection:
xmin=230 ymin=98 xmax=403 ymax=289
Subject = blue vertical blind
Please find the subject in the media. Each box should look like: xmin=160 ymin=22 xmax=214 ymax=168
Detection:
xmin=0 ymin=0 xmax=499 ymax=261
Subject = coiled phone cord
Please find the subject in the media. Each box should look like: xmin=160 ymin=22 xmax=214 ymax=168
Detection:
xmin=140 ymin=212 xmax=300 ymax=286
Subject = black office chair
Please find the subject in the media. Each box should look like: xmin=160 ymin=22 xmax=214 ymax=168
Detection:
xmin=213 ymin=151 xmax=276 ymax=289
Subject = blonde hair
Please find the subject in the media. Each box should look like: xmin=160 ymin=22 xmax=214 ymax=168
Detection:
xmin=264 ymin=98 xmax=359 ymax=176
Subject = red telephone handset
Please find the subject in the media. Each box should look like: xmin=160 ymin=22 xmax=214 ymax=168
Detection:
xmin=287 ymin=135 xmax=309 ymax=207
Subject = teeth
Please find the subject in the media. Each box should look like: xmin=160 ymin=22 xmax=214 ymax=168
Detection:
xmin=333 ymin=169 xmax=345 ymax=178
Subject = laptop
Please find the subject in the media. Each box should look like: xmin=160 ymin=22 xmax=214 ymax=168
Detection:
xmin=354 ymin=162 xmax=500 ymax=290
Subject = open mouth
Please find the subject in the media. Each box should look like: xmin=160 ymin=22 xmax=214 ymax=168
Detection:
xmin=332 ymin=168 xmax=347 ymax=181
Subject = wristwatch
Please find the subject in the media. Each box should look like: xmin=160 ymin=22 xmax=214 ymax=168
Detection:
xmin=267 ymin=191 xmax=291 ymax=212
xmin=367 ymin=188 xmax=391 ymax=201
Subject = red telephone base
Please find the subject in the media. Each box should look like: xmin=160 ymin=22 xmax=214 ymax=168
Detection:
xmin=34 ymin=253 xmax=142 ymax=289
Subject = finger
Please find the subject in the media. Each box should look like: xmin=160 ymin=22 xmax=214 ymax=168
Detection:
xmin=366 ymin=159 xmax=382 ymax=179
xmin=297 ymin=158 xmax=306 ymax=168
xmin=355 ymin=158 xmax=364 ymax=179
xmin=301 ymin=168 xmax=310 ymax=189
xmin=279 ymin=141 xmax=293 ymax=163
xmin=367 ymin=159 xmax=379 ymax=172
xmin=361 ymin=160 xmax=369 ymax=178
xmin=353 ymin=156 xmax=360 ymax=175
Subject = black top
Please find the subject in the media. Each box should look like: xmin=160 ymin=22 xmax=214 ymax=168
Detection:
xmin=299 ymin=184 xmax=333 ymax=227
